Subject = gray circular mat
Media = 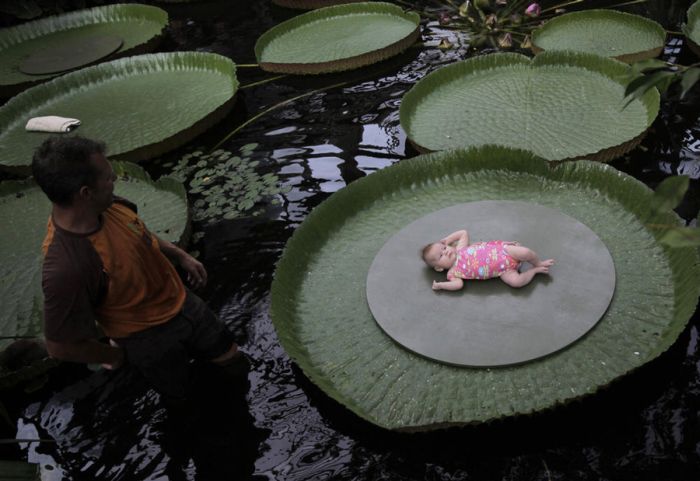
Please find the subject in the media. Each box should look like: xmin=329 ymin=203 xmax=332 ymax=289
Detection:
xmin=365 ymin=201 xmax=616 ymax=367
xmin=20 ymin=34 xmax=123 ymax=75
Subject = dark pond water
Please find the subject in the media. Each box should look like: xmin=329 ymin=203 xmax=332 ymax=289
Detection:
xmin=4 ymin=0 xmax=700 ymax=479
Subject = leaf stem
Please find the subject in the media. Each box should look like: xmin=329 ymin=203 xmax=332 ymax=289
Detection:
xmin=0 ymin=438 xmax=55 ymax=444
xmin=236 ymin=64 xmax=260 ymax=68
xmin=213 ymin=80 xmax=351 ymax=150
xmin=240 ymin=75 xmax=287 ymax=90
xmin=542 ymin=0 xmax=585 ymax=13
xmin=0 ymin=336 xmax=38 ymax=340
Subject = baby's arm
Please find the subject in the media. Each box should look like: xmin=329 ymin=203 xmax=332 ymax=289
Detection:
xmin=432 ymin=278 xmax=464 ymax=291
xmin=442 ymin=229 xmax=469 ymax=247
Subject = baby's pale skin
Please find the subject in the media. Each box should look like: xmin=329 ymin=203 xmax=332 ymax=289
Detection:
xmin=423 ymin=229 xmax=555 ymax=291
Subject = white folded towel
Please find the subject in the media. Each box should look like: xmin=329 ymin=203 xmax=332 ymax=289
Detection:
xmin=25 ymin=116 xmax=81 ymax=133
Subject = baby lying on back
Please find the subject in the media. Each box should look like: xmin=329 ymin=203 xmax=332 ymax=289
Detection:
xmin=422 ymin=229 xmax=554 ymax=291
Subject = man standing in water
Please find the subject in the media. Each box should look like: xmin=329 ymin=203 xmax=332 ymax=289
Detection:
xmin=33 ymin=136 xmax=246 ymax=407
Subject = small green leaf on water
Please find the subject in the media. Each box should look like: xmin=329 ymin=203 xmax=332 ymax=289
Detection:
xmin=652 ymin=175 xmax=689 ymax=213
xmin=241 ymin=143 xmax=258 ymax=152
xmin=659 ymin=227 xmax=700 ymax=248
xmin=680 ymin=68 xmax=700 ymax=99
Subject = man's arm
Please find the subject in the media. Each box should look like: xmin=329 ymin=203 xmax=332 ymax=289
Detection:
xmin=156 ymin=235 xmax=208 ymax=289
xmin=45 ymin=338 xmax=124 ymax=369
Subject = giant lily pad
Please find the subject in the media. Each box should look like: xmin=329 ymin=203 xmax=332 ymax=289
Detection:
xmin=0 ymin=162 xmax=189 ymax=350
xmin=400 ymin=51 xmax=659 ymax=162
xmin=0 ymin=52 xmax=239 ymax=174
xmin=684 ymin=1 xmax=700 ymax=57
xmin=255 ymin=2 xmax=421 ymax=74
xmin=0 ymin=4 xmax=168 ymax=97
xmin=270 ymin=147 xmax=700 ymax=431
xmin=531 ymin=9 xmax=665 ymax=63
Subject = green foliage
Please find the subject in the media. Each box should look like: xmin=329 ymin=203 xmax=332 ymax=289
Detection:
xmin=651 ymin=175 xmax=689 ymax=213
xmin=164 ymin=144 xmax=289 ymax=225
xmin=660 ymin=226 xmax=700 ymax=248
xmin=625 ymin=62 xmax=700 ymax=103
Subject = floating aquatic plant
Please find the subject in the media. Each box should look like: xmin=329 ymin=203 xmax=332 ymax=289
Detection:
xmin=163 ymin=144 xmax=290 ymax=225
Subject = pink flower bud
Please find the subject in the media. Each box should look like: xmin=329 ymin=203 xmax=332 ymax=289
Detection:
xmin=525 ymin=3 xmax=541 ymax=17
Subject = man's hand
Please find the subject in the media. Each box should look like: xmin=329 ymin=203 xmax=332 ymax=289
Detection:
xmin=180 ymin=253 xmax=207 ymax=289
xmin=101 ymin=339 xmax=125 ymax=370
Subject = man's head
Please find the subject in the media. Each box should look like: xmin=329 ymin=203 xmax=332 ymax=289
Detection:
xmin=421 ymin=241 xmax=456 ymax=271
xmin=32 ymin=136 xmax=115 ymax=211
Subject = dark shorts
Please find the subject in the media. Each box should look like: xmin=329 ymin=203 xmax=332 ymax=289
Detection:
xmin=114 ymin=290 xmax=235 ymax=399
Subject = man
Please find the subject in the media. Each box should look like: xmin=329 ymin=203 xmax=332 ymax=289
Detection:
xmin=32 ymin=136 xmax=245 ymax=403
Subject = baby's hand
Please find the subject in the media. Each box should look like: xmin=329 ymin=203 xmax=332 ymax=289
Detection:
xmin=432 ymin=280 xmax=440 ymax=291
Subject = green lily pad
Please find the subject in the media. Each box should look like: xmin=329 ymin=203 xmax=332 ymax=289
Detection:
xmin=272 ymin=0 xmax=367 ymax=10
xmin=0 ymin=162 xmax=189 ymax=350
xmin=270 ymin=147 xmax=700 ymax=431
xmin=399 ymin=51 xmax=659 ymax=162
xmin=531 ymin=9 xmax=665 ymax=63
xmin=0 ymin=52 xmax=239 ymax=174
xmin=684 ymin=1 xmax=700 ymax=57
xmin=255 ymin=2 xmax=421 ymax=74
xmin=0 ymin=4 xmax=168 ymax=97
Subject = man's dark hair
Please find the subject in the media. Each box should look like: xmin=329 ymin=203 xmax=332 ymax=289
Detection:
xmin=31 ymin=136 xmax=106 ymax=206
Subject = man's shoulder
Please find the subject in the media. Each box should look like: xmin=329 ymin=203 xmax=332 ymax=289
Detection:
xmin=112 ymin=196 xmax=138 ymax=214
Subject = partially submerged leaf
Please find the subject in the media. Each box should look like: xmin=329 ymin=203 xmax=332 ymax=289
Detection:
xmin=680 ymin=67 xmax=700 ymax=98
xmin=651 ymin=175 xmax=690 ymax=212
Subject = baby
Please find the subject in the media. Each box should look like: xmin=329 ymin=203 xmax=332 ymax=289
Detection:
xmin=422 ymin=229 xmax=554 ymax=291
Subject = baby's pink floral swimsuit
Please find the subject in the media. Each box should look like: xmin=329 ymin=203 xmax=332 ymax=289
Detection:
xmin=447 ymin=241 xmax=521 ymax=280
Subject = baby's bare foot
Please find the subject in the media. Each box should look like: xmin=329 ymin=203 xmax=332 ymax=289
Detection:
xmin=534 ymin=265 xmax=550 ymax=275
xmin=537 ymin=259 xmax=555 ymax=268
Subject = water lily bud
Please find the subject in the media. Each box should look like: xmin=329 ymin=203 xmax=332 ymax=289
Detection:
xmin=497 ymin=33 xmax=513 ymax=48
xmin=485 ymin=13 xmax=497 ymax=26
xmin=525 ymin=3 xmax=541 ymax=17
xmin=521 ymin=35 xmax=532 ymax=49
xmin=496 ymin=0 xmax=507 ymax=5
xmin=438 ymin=12 xmax=451 ymax=25
xmin=458 ymin=1 xmax=471 ymax=17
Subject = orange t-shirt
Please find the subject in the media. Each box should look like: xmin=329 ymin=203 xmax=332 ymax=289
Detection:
xmin=41 ymin=199 xmax=185 ymax=340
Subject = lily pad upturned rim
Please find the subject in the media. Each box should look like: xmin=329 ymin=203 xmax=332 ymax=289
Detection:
xmin=531 ymin=9 xmax=666 ymax=63
xmin=255 ymin=2 xmax=421 ymax=74
xmin=270 ymin=146 xmax=700 ymax=431
xmin=399 ymin=51 xmax=660 ymax=162
xmin=0 ymin=3 xmax=168 ymax=97
xmin=684 ymin=1 xmax=700 ymax=57
xmin=271 ymin=0 xmax=367 ymax=10
xmin=0 ymin=52 xmax=239 ymax=175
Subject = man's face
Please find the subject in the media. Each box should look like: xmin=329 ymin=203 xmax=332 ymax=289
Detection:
xmin=87 ymin=153 xmax=116 ymax=212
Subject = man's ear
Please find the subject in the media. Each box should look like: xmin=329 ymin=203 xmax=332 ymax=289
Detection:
xmin=77 ymin=185 xmax=91 ymax=200
xmin=434 ymin=266 xmax=444 ymax=272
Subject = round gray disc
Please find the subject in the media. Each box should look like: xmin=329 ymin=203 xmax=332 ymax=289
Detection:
xmin=19 ymin=34 xmax=124 ymax=75
xmin=365 ymin=201 xmax=616 ymax=367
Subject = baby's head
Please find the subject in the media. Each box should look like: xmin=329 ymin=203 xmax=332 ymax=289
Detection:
xmin=421 ymin=241 xmax=456 ymax=272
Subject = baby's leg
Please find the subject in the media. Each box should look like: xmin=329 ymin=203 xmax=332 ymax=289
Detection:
xmin=503 ymin=245 xmax=554 ymax=268
xmin=500 ymin=266 xmax=550 ymax=288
